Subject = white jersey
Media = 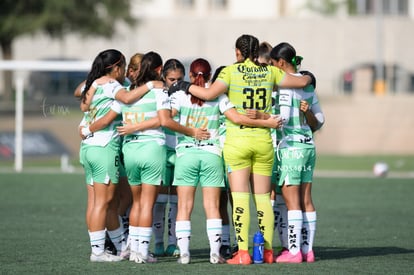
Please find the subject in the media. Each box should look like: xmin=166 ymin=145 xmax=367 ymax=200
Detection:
xmin=113 ymin=88 xmax=170 ymax=145
xmin=170 ymin=90 xmax=234 ymax=156
xmin=277 ymin=73 xmax=322 ymax=149
xmin=82 ymin=80 xmax=124 ymax=147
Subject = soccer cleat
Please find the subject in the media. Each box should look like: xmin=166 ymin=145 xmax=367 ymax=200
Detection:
xmin=219 ymin=245 xmax=232 ymax=259
xmin=231 ymin=244 xmax=239 ymax=255
xmin=264 ymin=249 xmax=274 ymax=264
xmin=210 ymin=253 xmax=226 ymax=264
xmin=275 ymin=247 xmax=289 ymax=257
xmin=118 ymin=241 xmax=130 ymax=260
xmin=119 ymin=246 xmax=130 ymax=260
xmin=90 ymin=251 xmax=123 ymax=262
xmin=154 ymin=242 xmax=165 ymax=257
xmin=165 ymin=244 xmax=180 ymax=257
xmin=226 ymin=250 xmax=252 ymax=265
xmin=177 ymin=253 xmax=191 ymax=264
xmin=275 ymin=251 xmax=303 ymax=263
xmin=302 ymin=250 xmax=315 ymax=263
xmin=129 ymin=251 xmax=157 ymax=263
xmin=147 ymin=253 xmax=158 ymax=263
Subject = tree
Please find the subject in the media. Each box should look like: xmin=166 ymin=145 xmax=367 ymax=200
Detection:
xmin=0 ymin=0 xmax=136 ymax=101
xmin=305 ymin=0 xmax=357 ymax=16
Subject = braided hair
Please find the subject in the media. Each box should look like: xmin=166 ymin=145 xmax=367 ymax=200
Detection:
xmin=235 ymin=34 xmax=261 ymax=66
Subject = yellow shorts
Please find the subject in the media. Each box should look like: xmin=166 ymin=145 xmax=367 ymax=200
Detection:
xmin=223 ymin=134 xmax=274 ymax=176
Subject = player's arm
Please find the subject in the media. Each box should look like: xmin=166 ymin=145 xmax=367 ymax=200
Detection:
xmin=116 ymin=117 xmax=161 ymax=136
xmin=115 ymin=81 xmax=164 ymax=104
xmin=74 ymin=80 xmax=85 ymax=98
xmin=278 ymin=73 xmax=311 ymax=89
xmin=158 ymin=109 xmax=210 ymax=140
xmin=79 ymin=110 xmax=119 ymax=139
xmin=169 ymin=80 xmax=227 ymax=101
xmin=80 ymin=76 xmax=120 ymax=112
xmin=245 ymin=109 xmax=271 ymax=120
xmin=303 ymin=100 xmax=325 ymax=132
xmin=80 ymin=82 xmax=98 ymax=112
xmin=224 ymin=108 xmax=282 ymax=129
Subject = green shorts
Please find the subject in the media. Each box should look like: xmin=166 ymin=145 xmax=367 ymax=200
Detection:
xmin=278 ymin=147 xmax=316 ymax=186
xmin=163 ymin=148 xmax=176 ymax=187
xmin=223 ymin=135 xmax=274 ymax=176
xmin=173 ymin=148 xmax=225 ymax=188
xmin=122 ymin=141 xmax=166 ymax=186
xmin=80 ymin=140 xmax=120 ymax=185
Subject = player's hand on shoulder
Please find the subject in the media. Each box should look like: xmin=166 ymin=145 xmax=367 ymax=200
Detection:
xmin=168 ymin=80 xmax=192 ymax=96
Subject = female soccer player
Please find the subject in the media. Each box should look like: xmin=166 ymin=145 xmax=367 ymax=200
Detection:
xmin=169 ymin=34 xmax=312 ymax=265
xmin=152 ymin=59 xmax=185 ymax=258
xmin=112 ymin=51 xmax=169 ymax=264
xmin=78 ymin=49 xmax=163 ymax=261
xmin=270 ymin=42 xmax=324 ymax=263
xmin=165 ymin=57 xmax=283 ymax=264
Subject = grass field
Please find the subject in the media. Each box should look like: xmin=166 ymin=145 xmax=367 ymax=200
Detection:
xmin=0 ymin=172 xmax=413 ymax=274
xmin=1 ymin=154 xmax=414 ymax=174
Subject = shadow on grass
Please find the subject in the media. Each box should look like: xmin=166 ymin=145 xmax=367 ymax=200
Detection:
xmin=316 ymin=246 xmax=414 ymax=260
xmin=153 ymin=248 xmax=212 ymax=264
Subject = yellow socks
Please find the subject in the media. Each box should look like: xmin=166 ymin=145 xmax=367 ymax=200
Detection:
xmin=253 ymin=193 xmax=274 ymax=250
xmin=231 ymin=192 xmax=250 ymax=251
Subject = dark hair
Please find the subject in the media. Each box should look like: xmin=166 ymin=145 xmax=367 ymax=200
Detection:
xmin=300 ymin=70 xmax=316 ymax=88
xmin=134 ymin=51 xmax=163 ymax=88
xmin=81 ymin=49 xmax=125 ymax=103
xmin=270 ymin=42 xmax=302 ymax=71
xmin=189 ymin=58 xmax=211 ymax=106
xmin=162 ymin=59 xmax=185 ymax=80
xmin=258 ymin=41 xmax=272 ymax=64
xmin=235 ymin=34 xmax=261 ymax=66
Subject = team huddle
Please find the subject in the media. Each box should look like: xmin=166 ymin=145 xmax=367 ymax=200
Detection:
xmin=75 ymin=34 xmax=325 ymax=265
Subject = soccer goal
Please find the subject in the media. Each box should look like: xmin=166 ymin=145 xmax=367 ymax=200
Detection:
xmin=0 ymin=60 xmax=91 ymax=172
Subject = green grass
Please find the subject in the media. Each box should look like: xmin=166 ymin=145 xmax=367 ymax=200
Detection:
xmin=315 ymin=155 xmax=414 ymax=172
xmin=0 ymin=173 xmax=413 ymax=274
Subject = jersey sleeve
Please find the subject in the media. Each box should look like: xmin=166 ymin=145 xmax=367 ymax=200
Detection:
xmin=110 ymin=100 xmax=122 ymax=114
xmin=169 ymin=90 xmax=183 ymax=112
xmin=111 ymin=80 xmax=125 ymax=99
xmin=156 ymin=89 xmax=171 ymax=110
xmin=216 ymin=65 xmax=232 ymax=86
xmin=218 ymin=94 xmax=235 ymax=114
xmin=279 ymin=89 xmax=293 ymax=124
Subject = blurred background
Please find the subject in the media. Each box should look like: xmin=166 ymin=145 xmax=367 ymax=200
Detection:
xmin=0 ymin=0 xmax=413 ymax=170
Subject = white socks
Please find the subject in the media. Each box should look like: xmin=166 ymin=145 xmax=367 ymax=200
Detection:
xmin=302 ymin=211 xmax=317 ymax=254
xmin=176 ymin=220 xmax=191 ymax=256
xmin=206 ymin=219 xmax=222 ymax=257
xmin=287 ymin=210 xmax=303 ymax=255
xmin=138 ymin=227 xmax=152 ymax=258
xmin=89 ymin=230 xmax=106 ymax=255
xmin=107 ymin=224 xmax=127 ymax=254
